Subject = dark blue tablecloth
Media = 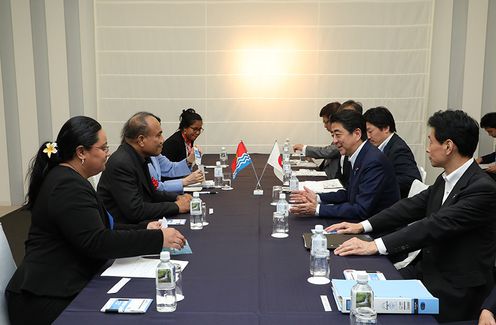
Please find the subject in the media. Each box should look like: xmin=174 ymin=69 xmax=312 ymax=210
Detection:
xmin=54 ymin=154 xmax=439 ymax=325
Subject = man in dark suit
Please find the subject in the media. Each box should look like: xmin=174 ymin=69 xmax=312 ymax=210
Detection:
xmin=293 ymin=102 xmax=342 ymax=180
xmin=476 ymin=112 xmax=496 ymax=181
xmin=328 ymin=110 xmax=496 ymax=323
xmin=98 ymin=112 xmax=191 ymax=225
xmin=290 ymin=110 xmax=400 ymax=220
xmin=364 ymin=106 xmax=421 ymax=197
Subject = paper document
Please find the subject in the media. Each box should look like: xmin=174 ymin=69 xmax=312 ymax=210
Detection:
xmin=299 ymin=179 xmax=343 ymax=193
xmin=101 ymin=257 xmax=188 ymax=278
xmin=293 ymin=169 xmax=327 ymax=177
xmin=291 ymin=161 xmax=318 ymax=168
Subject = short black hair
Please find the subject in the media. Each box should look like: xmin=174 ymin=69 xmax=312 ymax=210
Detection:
xmin=122 ymin=111 xmax=161 ymax=143
xmin=339 ymin=100 xmax=363 ymax=114
xmin=481 ymin=112 xmax=496 ymax=129
xmin=363 ymin=106 xmax=396 ymax=132
xmin=428 ymin=110 xmax=479 ymax=158
xmin=330 ymin=110 xmax=367 ymax=141
xmin=319 ymin=102 xmax=341 ymax=118
xmin=179 ymin=108 xmax=202 ymax=130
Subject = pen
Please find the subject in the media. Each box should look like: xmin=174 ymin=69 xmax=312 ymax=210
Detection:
xmin=198 ymin=191 xmax=217 ymax=194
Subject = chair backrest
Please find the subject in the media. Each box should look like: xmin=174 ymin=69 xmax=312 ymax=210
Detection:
xmin=0 ymin=222 xmax=16 ymax=325
xmin=408 ymin=179 xmax=429 ymax=198
xmin=418 ymin=165 xmax=427 ymax=183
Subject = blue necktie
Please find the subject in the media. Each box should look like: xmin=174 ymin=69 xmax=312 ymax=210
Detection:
xmin=105 ymin=210 xmax=114 ymax=230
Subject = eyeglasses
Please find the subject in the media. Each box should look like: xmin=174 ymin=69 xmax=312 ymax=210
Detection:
xmin=95 ymin=145 xmax=110 ymax=153
xmin=189 ymin=127 xmax=204 ymax=134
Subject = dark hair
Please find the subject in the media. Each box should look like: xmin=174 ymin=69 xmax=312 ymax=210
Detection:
xmin=178 ymin=108 xmax=202 ymax=130
xmin=428 ymin=110 xmax=479 ymax=158
xmin=121 ymin=111 xmax=161 ymax=143
xmin=481 ymin=112 xmax=496 ymax=129
xmin=363 ymin=106 xmax=397 ymax=132
xmin=26 ymin=116 xmax=101 ymax=209
xmin=319 ymin=102 xmax=341 ymax=118
xmin=330 ymin=110 xmax=367 ymax=141
xmin=339 ymin=100 xmax=363 ymax=114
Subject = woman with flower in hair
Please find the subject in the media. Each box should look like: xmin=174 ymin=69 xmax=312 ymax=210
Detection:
xmin=5 ymin=116 xmax=186 ymax=325
xmin=162 ymin=108 xmax=203 ymax=162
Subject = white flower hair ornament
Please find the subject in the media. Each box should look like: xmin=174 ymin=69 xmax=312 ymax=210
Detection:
xmin=43 ymin=142 xmax=58 ymax=158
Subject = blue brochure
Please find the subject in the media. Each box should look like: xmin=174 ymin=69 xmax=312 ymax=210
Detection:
xmin=163 ymin=240 xmax=192 ymax=255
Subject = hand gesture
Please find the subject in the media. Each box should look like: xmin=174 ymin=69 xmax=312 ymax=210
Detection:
xmin=325 ymin=222 xmax=364 ymax=234
xmin=161 ymin=228 xmax=186 ymax=249
xmin=182 ymin=169 xmax=204 ymax=186
xmin=334 ymin=238 xmax=378 ymax=256
xmin=175 ymin=194 xmax=192 ymax=213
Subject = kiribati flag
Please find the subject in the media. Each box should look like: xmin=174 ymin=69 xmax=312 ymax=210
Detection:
xmin=231 ymin=141 xmax=252 ymax=180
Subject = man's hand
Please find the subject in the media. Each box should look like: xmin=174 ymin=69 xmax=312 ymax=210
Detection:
xmin=479 ymin=309 xmax=496 ymax=325
xmin=290 ymin=201 xmax=317 ymax=216
xmin=293 ymin=144 xmax=304 ymax=152
xmin=175 ymin=194 xmax=192 ymax=213
xmin=325 ymin=222 xmax=364 ymax=234
xmin=334 ymin=238 xmax=378 ymax=256
xmin=161 ymin=228 xmax=186 ymax=249
xmin=182 ymin=169 xmax=204 ymax=186
xmin=486 ymin=164 xmax=496 ymax=174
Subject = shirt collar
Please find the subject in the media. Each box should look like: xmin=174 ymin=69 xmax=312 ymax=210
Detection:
xmin=378 ymin=133 xmax=394 ymax=152
xmin=349 ymin=140 xmax=367 ymax=169
xmin=442 ymin=158 xmax=474 ymax=187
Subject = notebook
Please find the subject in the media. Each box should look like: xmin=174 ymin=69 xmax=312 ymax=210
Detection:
xmin=302 ymin=233 xmax=372 ymax=250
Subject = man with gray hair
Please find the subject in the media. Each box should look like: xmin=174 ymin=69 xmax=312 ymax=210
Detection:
xmin=98 ymin=112 xmax=191 ymax=225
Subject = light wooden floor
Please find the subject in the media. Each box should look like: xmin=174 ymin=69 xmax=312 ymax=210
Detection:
xmin=0 ymin=206 xmax=21 ymax=218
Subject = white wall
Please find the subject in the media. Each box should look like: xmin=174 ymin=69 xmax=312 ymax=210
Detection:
xmin=0 ymin=0 xmax=495 ymax=204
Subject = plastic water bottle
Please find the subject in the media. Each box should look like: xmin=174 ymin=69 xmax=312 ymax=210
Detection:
xmin=214 ymin=161 xmax=223 ymax=187
xmin=310 ymin=225 xmax=327 ymax=275
xmin=219 ymin=147 xmax=228 ymax=166
xmin=190 ymin=192 xmax=203 ymax=230
xmin=289 ymin=172 xmax=299 ymax=191
xmin=276 ymin=193 xmax=289 ymax=233
xmin=350 ymin=274 xmax=377 ymax=325
xmin=282 ymin=160 xmax=292 ymax=185
xmin=283 ymin=138 xmax=291 ymax=162
xmin=156 ymin=251 xmax=176 ymax=312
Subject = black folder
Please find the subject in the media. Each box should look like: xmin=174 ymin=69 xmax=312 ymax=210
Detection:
xmin=302 ymin=233 xmax=373 ymax=250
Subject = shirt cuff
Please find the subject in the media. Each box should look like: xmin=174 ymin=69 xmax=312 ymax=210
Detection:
xmin=360 ymin=220 xmax=372 ymax=233
xmin=317 ymin=194 xmax=321 ymax=203
xmin=375 ymin=238 xmax=388 ymax=255
xmin=302 ymin=145 xmax=307 ymax=156
xmin=315 ymin=204 xmax=320 ymax=216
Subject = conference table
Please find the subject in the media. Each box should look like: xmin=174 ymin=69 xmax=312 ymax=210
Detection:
xmin=54 ymin=154 xmax=439 ymax=325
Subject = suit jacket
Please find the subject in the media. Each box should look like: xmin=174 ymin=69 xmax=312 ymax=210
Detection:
xmin=98 ymin=143 xmax=179 ymax=224
xmin=305 ymin=145 xmax=340 ymax=179
xmin=6 ymin=166 xmax=163 ymax=298
xmin=480 ymin=151 xmax=495 ymax=164
xmin=318 ymin=141 xmax=400 ymax=220
xmin=369 ymin=161 xmax=496 ymax=322
xmin=482 ymin=287 xmax=496 ymax=314
xmin=382 ymin=133 xmax=421 ymax=198
xmin=162 ymin=130 xmax=193 ymax=162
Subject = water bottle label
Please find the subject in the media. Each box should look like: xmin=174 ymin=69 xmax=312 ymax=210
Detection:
xmin=157 ymin=269 xmax=173 ymax=285
xmin=191 ymin=201 xmax=202 ymax=213
xmin=214 ymin=168 xmax=223 ymax=177
xmin=355 ymin=292 xmax=372 ymax=308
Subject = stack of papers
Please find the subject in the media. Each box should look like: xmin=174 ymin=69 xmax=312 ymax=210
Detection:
xmin=101 ymin=257 xmax=189 ymax=278
xmin=293 ymin=169 xmax=327 ymax=177
xmin=299 ymin=179 xmax=343 ymax=193
xmin=291 ymin=161 xmax=318 ymax=168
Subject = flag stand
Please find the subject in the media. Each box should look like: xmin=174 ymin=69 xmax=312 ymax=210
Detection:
xmin=251 ymin=163 xmax=263 ymax=195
